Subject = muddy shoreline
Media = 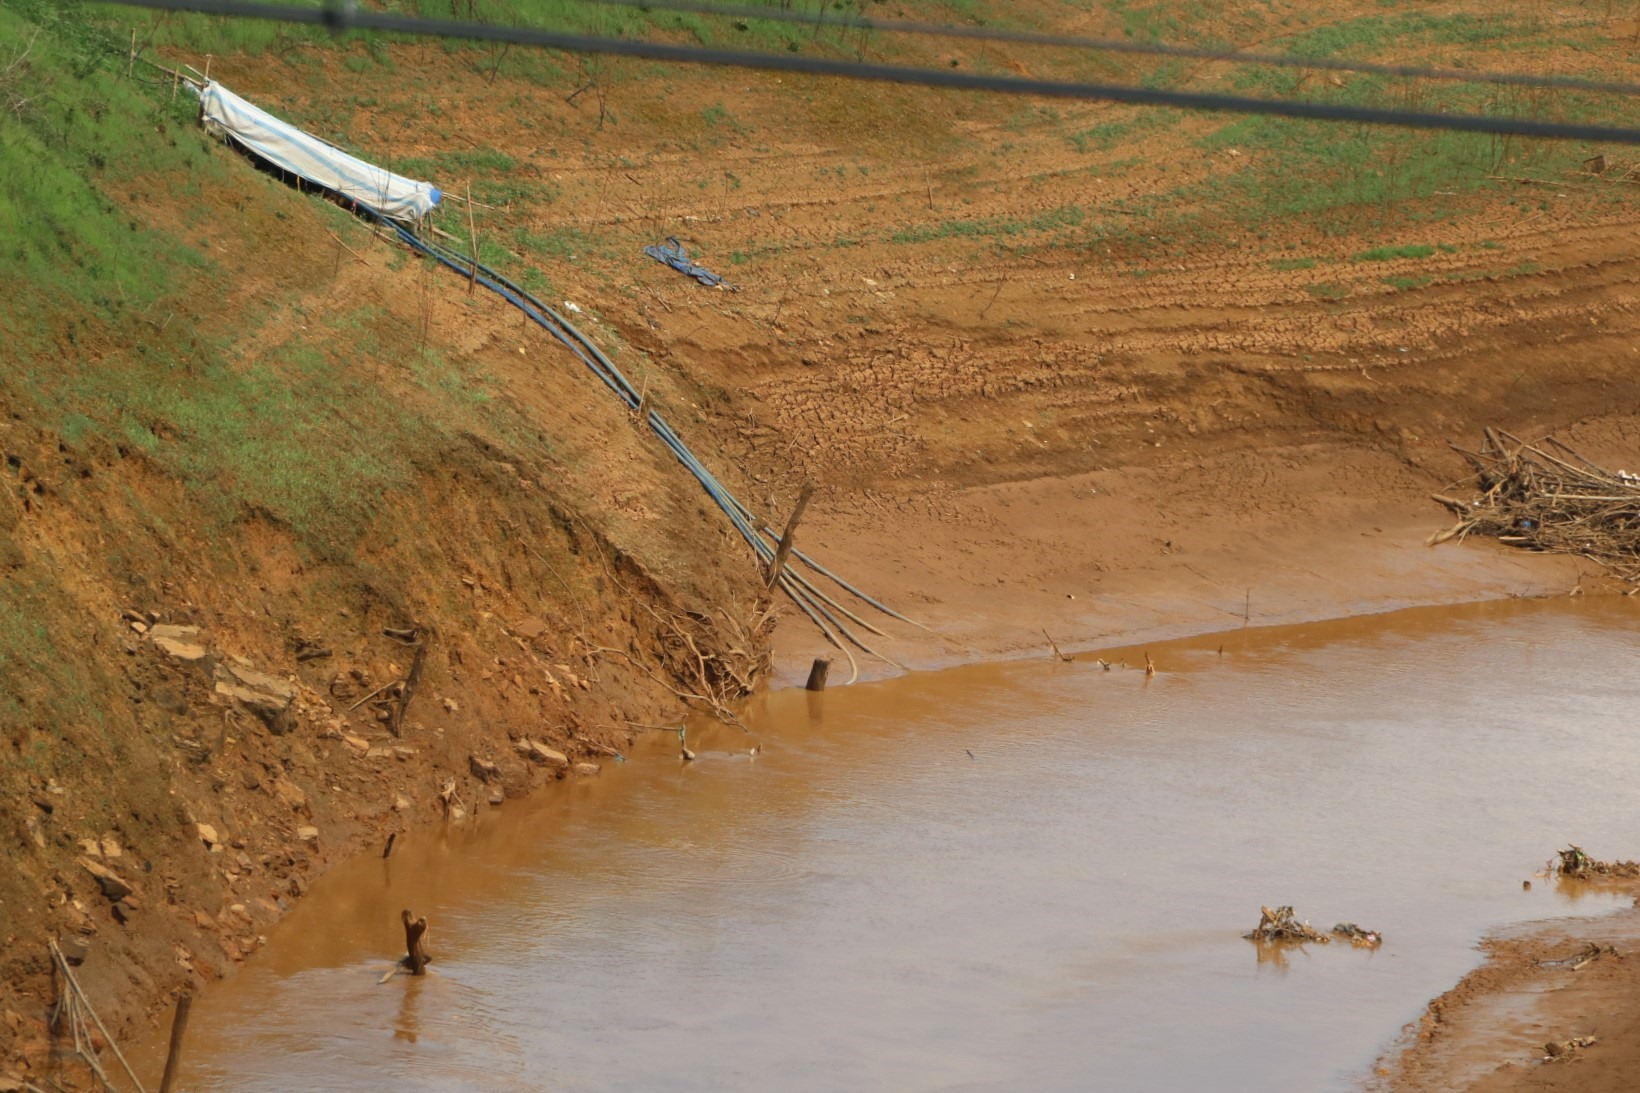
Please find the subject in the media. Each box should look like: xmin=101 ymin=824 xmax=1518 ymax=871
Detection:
xmin=1376 ymin=895 xmax=1640 ymax=1091
xmin=13 ymin=521 xmax=1618 ymax=1089
xmin=117 ymin=586 xmax=1640 ymax=1091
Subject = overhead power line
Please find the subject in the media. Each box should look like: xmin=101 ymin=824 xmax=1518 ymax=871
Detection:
xmin=593 ymin=0 xmax=1640 ymax=101
xmin=104 ymin=0 xmax=1640 ymax=144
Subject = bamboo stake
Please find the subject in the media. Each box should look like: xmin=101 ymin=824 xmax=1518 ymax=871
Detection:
xmin=465 ymin=180 xmax=479 ymax=295
xmin=50 ymin=940 xmax=148 ymax=1093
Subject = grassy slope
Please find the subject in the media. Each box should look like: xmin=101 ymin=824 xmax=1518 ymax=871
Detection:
xmin=3 ymin=0 xmax=1625 ymax=779
xmin=0 ymin=0 xmax=778 ymax=1074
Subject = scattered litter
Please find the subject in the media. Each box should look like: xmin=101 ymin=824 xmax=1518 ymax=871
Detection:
xmin=643 ymin=236 xmax=733 ymax=289
xmin=1332 ymin=922 xmax=1384 ymax=947
xmin=1245 ymin=905 xmax=1330 ymax=944
xmin=1550 ymin=844 xmax=1640 ymax=880
xmin=562 ymin=300 xmax=582 ymax=313
xmin=1543 ymin=1035 xmax=1597 ymax=1060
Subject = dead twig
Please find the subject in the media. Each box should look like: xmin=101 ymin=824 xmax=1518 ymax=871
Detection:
xmin=348 ymin=679 xmax=400 ymax=712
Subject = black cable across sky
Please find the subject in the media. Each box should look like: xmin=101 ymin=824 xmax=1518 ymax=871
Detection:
xmin=103 ymin=0 xmax=1640 ymax=145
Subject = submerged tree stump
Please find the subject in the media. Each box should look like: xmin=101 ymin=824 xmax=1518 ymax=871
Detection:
xmin=402 ymin=909 xmax=431 ymax=975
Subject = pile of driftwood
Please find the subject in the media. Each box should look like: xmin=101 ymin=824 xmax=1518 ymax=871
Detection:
xmin=1430 ymin=429 xmax=1640 ymax=580
xmin=1244 ymin=906 xmax=1331 ymax=944
xmin=1245 ymin=906 xmax=1384 ymax=947
xmin=1552 ymin=844 xmax=1640 ymax=880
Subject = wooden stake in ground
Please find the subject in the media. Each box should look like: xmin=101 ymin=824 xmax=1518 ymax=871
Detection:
xmin=388 ymin=639 xmax=427 ymax=738
xmin=402 ymin=910 xmax=431 ymax=975
xmin=766 ymin=484 xmax=815 ymax=591
xmin=465 ymin=180 xmax=479 ymax=295
xmin=157 ymin=992 xmax=193 ymax=1093
xmin=1042 ymin=630 xmax=1073 ymax=662
xmin=804 ymin=657 xmax=831 ymax=692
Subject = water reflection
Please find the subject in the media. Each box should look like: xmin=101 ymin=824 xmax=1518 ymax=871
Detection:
xmin=393 ymin=976 xmax=422 ymax=1044
xmin=137 ymin=597 xmax=1640 ymax=1092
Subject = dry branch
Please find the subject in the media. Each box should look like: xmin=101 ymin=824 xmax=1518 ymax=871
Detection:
xmin=1428 ymin=429 xmax=1640 ymax=581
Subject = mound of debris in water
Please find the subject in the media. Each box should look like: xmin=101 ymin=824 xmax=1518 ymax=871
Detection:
xmin=1244 ymin=905 xmax=1330 ymax=944
xmin=1552 ymin=845 xmax=1640 ymax=880
xmin=1430 ymin=429 xmax=1640 ymax=582
xmin=1332 ymin=922 xmax=1384 ymax=947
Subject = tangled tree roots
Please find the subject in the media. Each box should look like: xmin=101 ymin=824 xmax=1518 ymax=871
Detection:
xmin=1430 ymin=429 xmax=1640 ymax=581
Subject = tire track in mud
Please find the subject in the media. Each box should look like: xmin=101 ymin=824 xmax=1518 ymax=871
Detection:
xmin=729 ymin=214 xmax=1640 ymax=485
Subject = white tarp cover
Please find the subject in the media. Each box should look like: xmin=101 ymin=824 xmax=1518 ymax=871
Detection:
xmin=200 ymin=82 xmax=440 ymax=221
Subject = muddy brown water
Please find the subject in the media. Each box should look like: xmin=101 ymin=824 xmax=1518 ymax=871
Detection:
xmin=134 ymin=598 xmax=1640 ymax=1091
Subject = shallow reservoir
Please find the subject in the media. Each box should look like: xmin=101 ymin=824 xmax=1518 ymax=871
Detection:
xmin=137 ymin=598 xmax=1640 ymax=1091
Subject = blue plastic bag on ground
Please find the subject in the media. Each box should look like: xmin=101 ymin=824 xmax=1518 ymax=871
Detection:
xmin=643 ymin=237 xmax=729 ymax=288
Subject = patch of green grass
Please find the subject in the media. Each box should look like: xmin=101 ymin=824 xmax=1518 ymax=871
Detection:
xmin=513 ymin=224 xmax=611 ymax=261
xmin=1382 ymin=273 xmax=1433 ymax=290
xmin=394 ymin=147 xmax=517 ymax=177
xmin=0 ymin=2 xmax=220 ymax=320
xmin=1354 ymin=244 xmax=1437 ymax=261
xmin=701 ymin=102 xmax=744 ymax=133
xmin=1307 ymin=282 xmax=1351 ymax=300
xmin=0 ymin=0 xmax=552 ymax=557
xmin=1139 ymin=59 xmax=1187 ymax=90
xmin=1270 ymin=256 xmax=1319 ymax=271
xmin=1067 ymin=108 xmax=1183 ymax=154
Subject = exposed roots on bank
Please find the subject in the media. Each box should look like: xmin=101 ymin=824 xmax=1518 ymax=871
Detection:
xmin=1430 ymin=428 xmax=1640 ymax=581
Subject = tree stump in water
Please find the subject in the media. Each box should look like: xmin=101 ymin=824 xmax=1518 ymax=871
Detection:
xmin=402 ymin=909 xmax=431 ymax=975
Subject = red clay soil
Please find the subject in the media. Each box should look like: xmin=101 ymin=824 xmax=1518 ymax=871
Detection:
xmin=1376 ymin=890 xmax=1640 ymax=1092
xmin=9 ymin=1 xmax=1640 ymax=1086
